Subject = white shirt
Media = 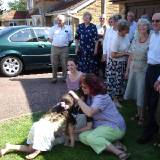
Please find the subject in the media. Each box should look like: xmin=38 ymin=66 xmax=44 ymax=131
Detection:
xmin=148 ymin=31 xmax=160 ymax=81
xmin=96 ymin=24 xmax=105 ymax=36
xmin=147 ymin=32 xmax=160 ymax=64
xmin=49 ymin=24 xmax=73 ymax=47
xmin=129 ymin=21 xmax=137 ymax=42
xmin=103 ymin=27 xmax=117 ymax=60
xmin=111 ymin=33 xmax=130 ymax=61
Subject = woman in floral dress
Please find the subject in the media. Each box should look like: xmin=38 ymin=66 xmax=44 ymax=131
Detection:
xmin=75 ymin=12 xmax=98 ymax=74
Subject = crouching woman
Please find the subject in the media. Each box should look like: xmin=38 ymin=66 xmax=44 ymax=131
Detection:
xmin=69 ymin=73 xmax=129 ymax=160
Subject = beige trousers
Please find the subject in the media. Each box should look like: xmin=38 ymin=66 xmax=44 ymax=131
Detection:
xmin=51 ymin=46 xmax=68 ymax=79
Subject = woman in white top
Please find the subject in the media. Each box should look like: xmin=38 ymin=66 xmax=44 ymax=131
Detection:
xmin=106 ymin=19 xmax=130 ymax=108
xmin=103 ymin=14 xmax=122 ymax=64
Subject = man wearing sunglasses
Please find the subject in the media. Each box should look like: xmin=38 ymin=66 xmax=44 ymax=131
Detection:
xmin=138 ymin=13 xmax=160 ymax=144
xmin=96 ymin=14 xmax=106 ymax=79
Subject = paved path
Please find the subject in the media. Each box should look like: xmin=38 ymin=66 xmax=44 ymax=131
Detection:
xmin=0 ymin=72 xmax=67 ymax=121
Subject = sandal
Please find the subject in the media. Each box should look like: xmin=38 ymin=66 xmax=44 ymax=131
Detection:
xmin=153 ymin=137 xmax=160 ymax=148
xmin=114 ymin=141 xmax=127 ymax=152
xmin=131 ymin=114 xmax=139 ymax=121
xmin=118 ymin=152 xmax=130 ymax=160
xmin=153 ymin=143 xmax=160 ymax=147
xmin=138 ymin=118 xmax=144 ymax=125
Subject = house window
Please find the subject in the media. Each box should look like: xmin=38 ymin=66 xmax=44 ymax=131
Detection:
xmin=64 ymin=16 xmax=72 ymax=26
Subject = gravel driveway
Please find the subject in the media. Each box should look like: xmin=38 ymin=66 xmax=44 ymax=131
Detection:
xmin=0 ymin=72 xmax=67 ymax=121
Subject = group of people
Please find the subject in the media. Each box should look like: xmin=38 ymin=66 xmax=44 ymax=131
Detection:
xmin=0 ymin=11 xmax=160 ymax=160
xmin=47 ymin=9 xmax=160 ymax=155
xmin=0 ymin=70 xmax=130 ymax=160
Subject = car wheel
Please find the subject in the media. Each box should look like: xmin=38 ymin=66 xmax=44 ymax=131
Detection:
xmin=0 ymin=56 xmax=23 ymax=77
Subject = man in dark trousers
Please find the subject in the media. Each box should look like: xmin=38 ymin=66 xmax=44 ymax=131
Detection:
xmin=137 ymin=13 xmax=160 ymax=144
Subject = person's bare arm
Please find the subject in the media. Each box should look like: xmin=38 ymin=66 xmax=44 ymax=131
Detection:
xmin=111 ymin=52 xmax=129 ymax=58
xmin=74 ymin=122 xmax=92 ymax=134
xmin=75 ymin=39 xmax=80 ymax=54
xmin=68 ymin=124 xmax=75 ymax=147
xmin=124 ymin=55 xmax=132 ymax=79
xmin=69 ymin=91 xmax=99 ymax=117
xmin=94 ymin=41 xmax=99 ymax=55
xmin=154 ymin=79 xmax=160 ymax=93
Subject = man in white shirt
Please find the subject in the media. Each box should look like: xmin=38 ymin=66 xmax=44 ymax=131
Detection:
xmin=49 ymin=15 xmax=73 ymax=83
xmin=127 ymin=11 xmax=137 ymax=42
xmin=96 ymin=14 xmax=106 ymax=79
xmin=138 ymin=13 xmax=160 ymax=144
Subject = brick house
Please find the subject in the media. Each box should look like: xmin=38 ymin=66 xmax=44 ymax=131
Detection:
xmin=112 ymin=0 xmax=160 ymax=20
xmin=1 ymin=10 xmax=32 ymax=26
xmin=27 ymin=0 xmax=120 ymax=28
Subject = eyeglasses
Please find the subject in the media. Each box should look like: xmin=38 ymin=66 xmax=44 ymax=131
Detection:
xmin=152 ymin=19 xmax=160 ymax=23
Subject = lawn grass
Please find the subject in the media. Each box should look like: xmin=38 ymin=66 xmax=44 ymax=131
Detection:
xmin=0 ymin=102 xmax=160 ymax=160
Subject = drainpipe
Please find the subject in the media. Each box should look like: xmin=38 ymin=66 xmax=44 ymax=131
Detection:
xmin=103 ymin=0 xmax=106 ymax=16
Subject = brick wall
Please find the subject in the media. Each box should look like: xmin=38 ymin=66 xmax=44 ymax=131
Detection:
xmin=105 ymin=0 xmax=120 ymax=20
xmin=73 ymin=0 xmax=102 ymax=24
xmin=32 ymin=0 xmax=123 ymax=26
xmin=73 ymin=0 xmax=122 ymax=25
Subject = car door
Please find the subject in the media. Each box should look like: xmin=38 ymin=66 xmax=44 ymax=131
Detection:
xmin=33 ymin=27 xmax=51 ymax=65
xmin=9 ymin=28 xmax=51 ymax=66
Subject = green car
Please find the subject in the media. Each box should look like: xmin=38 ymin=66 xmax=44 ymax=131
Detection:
xmin=0 ymin=26 xmax=75 ymax=77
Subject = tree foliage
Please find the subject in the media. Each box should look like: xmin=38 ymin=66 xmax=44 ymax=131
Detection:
xmin=0 ymin=0 xmax=3 ymax=14
xmin=8 ymin=0 xmax=27 ymax=11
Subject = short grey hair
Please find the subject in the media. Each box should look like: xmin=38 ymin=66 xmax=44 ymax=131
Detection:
xmin=137 ymin=18 xmax=151 ymax=32
xmin=117 ymin=19 xmax=130 ymax=32
xmin=83 ymin=12 xmax=92 ymax=21
xmin=111 ymin=14 xmax=122 ymax=22
xmin=56 ymin=14 xmax=65 ymax=22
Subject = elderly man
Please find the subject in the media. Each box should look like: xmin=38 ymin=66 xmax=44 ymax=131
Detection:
xmin=127 ymin=11 xmax=137 ymax=42
xmin=137 ymin=13 xmax=160 ymax=144
xmin=49 ymin=15 xmax=73 ymax=83
xmin=96 ymin=14 xmax=106 ymax=79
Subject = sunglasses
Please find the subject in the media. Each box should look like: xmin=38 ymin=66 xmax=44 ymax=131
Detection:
xmin=152 ymin=19 xmax=160 ymax=23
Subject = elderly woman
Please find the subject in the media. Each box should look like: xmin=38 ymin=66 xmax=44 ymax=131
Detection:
xmin=124 ymin=18 xmax=151 ymax=125
xmin=103 ymin=14 xmax=122 ymax=64
xmin=69 ymin=74 xmax=130 ymax=160
xmin=75 ymin=12 xmax=98 ymax=74
xmin=106 ymin=19 xmax=130 ymax=108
